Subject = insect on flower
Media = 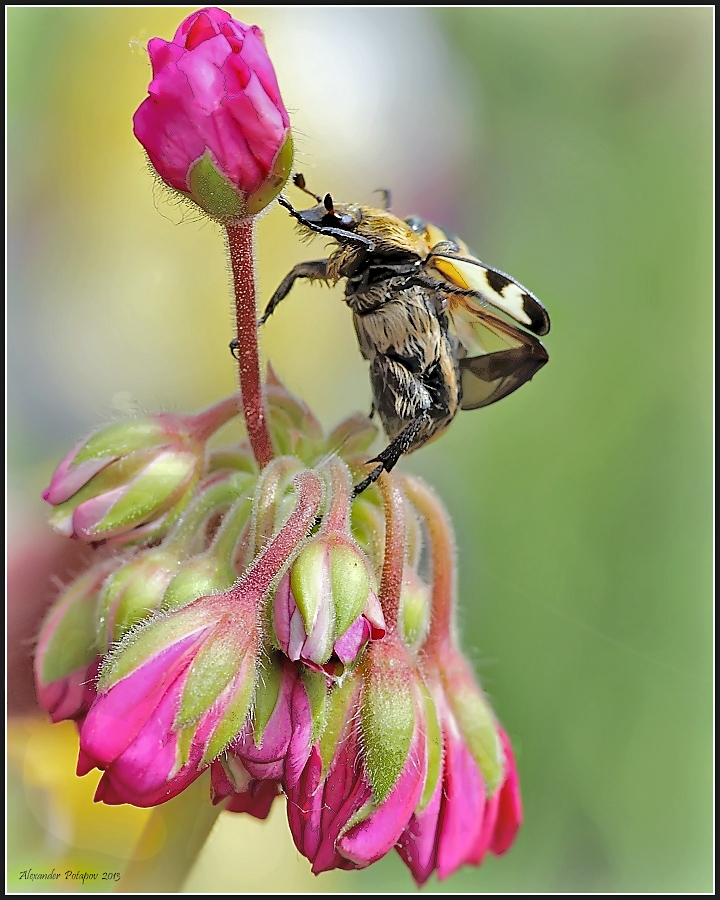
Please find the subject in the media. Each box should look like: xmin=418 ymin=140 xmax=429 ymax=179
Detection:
xmin=239 ymin=174 xmax=550 ymax=495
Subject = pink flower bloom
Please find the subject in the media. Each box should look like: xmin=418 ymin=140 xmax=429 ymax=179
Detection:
xmin=133 ymin=6 xmax=293 ymax=220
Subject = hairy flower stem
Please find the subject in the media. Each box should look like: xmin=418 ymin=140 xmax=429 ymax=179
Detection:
xmin=226 ymin=219 xmax=274 ymax=468
xmin=191 ymin=394 xmax=241 ymax=442
xmin=377 ymin=473 xmax=406 ymax=628
xmin=402 ymin=476 xmax=456 ymax=653
xmin=226 ymin=470 xmax=323 ymax=605
xmin=116 ymin=771 xmax=224 ymax=893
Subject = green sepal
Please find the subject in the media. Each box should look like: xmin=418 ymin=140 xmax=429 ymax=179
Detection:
xmin=398 ymin=576 xmax=431 ymax=652
xmin=448 ymin=684 xmax=503 ymax=795
xmin=73 ymin=419 xmax=177 ymax=466
xmin=94 ymin=452 xmax=198 ymax=535
xmin=200 ymin=663 xmax=256 ymax=764
xmin=161 ymin=556 xmax=236 ymax=613
xmin=361 ymin=656 xmax=415 ymax=803
xmin=349 ymin=497 xmax=385 ymax=568
xmin=96 ymin=548 xmax=180 ymax=647
xmin=327 ymin=414 xmax=379 ymax=459
xmin=188 ymin=152 xmax=246 ymax=219
xmin=98 ymin=609 xmax=211 ymax=690
xmin=418 ymin=682 xmax=442 ymax=811
xmin=251 ymin=654 xmax=282 ymax=747
xmin=177 ymin=626 xmax=253 ymax=726
xmin=245 ymin=135 xmax=294 ymax=216
xmin=301 ymin=668 xmax=329 ymax=745
xmin=318 ymin=675 xmax=361 ymax=776
xmin=38 ymin=570 xmax=104 ymax=683
xmin=289 ymin=541 xmax=326 ymax=633
xmin=330 ymin=542 xmax=371 ymax=637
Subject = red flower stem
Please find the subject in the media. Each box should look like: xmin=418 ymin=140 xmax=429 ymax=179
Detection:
xmin=401 ymin=476 xmax=456 ymax=653
xmin=227 ymin=470 xmax=323 ymax=605
xmin=321 ymin=457 xmax=352 ymax=533
xmin=377 ymin=473 xmax=405 ymax=628
xmin=191 ymin=394 xmax=242 ymax=442
xmin=225 ymin=219 xmax=274 ymax=468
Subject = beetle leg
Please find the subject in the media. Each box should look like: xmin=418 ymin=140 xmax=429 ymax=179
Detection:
xmin=259 ymin=260 xmax=330 ymax=325
xmin=351 ymin=415 xmax=428 ymax=498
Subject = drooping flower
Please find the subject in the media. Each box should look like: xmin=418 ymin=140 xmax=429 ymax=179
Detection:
xmin=43 ymin=398 xmax=238 ymax=545
xmin=133 ymin=6 xmax=293 ymax=221
xmin=393 ymin=474 xmax=523 ymax=884
xmin=396 ymin=660 xmax=522 ymax=885
xmin=285 ymin=476 xmax=429 ymax=874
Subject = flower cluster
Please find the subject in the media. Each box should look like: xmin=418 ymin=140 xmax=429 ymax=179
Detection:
xmin=37 ymin=376 xmax=521 ymax=882
xmin=34 ymin=6 xmax=522 ymax=887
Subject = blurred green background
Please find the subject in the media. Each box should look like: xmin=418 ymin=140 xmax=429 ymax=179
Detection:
xmin=7 ymin=6 xmax=712 ymax=893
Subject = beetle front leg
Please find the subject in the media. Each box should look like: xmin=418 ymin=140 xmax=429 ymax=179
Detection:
xmin=259 ymin=259 xmax=331 ymax=325
xmin=229 ymin=259 xmax=331 ymax=358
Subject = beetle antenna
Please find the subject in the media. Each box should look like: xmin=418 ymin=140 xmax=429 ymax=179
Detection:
xmin=373 ymin=188 xmax=392 ymax=211
xmin=292 ymin=173 xmax=322 ymax=202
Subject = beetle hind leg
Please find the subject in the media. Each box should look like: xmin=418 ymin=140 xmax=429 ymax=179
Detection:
xmin=351 ymin=415 xmax=428 ymax=498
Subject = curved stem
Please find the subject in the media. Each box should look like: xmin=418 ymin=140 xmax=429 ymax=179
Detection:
xmin=377 ymin=473 xmax=405 ymax=629
xmin=401 ymin=475 xmax=457 ymax=653
xmin=225 ymin=219 xmax=274 ymax=469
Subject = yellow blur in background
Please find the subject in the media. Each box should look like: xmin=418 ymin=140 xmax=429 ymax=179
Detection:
xmin=7 ymin=7 xmax=712 ymax=893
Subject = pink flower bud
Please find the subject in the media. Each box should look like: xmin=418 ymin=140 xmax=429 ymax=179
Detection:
xmin=396 ymin=658 xmax=523 ymax=885
xmin=285 ymin=636 xmax=428 ymax=874
xmin=34 ymin=562 xmax=117 ymax=723
xmin=79 ymin=593 xmax=260 ymax=807
xmin=133 ymin=7 xmax=293 ymax=221
xmin=272 ymin=535 xmax=384 ymax=674
xmin=43 ymin=401 xmax=238 ymax=545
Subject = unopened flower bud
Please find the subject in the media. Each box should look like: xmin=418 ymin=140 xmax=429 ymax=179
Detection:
xmin=43 ymin=400 xmax=237 ymax=545
xmin=34 ymin=562 xmax=117 ymax=723
xmin=133 ymin=7 xmax=293 ymax=221
xmin=272 ymin=534 xmax=383 ymax=673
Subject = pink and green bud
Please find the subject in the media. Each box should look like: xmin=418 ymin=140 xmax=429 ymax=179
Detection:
xmin=34 ymin=561 xmax=117 ymax=723
xmin=272 ymin=458 xmax=384 ymax=673
xmin=396 ymin=674 xmax=522 ymax=885
xmin=79 ymin=592 xmax=261 ymax=807
xmin=285 ymin=641 xmax=429 ymax=874
xmin=161 ymin=486 xmax=255 ymax=612
xmin=43 ymin=401 xmax=238 ymax=545
xmin=272 ymin=535 xmax=384 ymax=673
xmin=95 ymin=547 xmax=184 ymax=649
xmin=133 ymin=7 xmax=293 ymax=221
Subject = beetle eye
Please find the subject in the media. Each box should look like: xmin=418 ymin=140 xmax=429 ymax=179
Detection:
xmin=324 ymin=193 xmax=334 ymax=213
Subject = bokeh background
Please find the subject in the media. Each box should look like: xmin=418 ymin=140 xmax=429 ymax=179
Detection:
xmin=7 ymin=6 xmax=712 ymax=893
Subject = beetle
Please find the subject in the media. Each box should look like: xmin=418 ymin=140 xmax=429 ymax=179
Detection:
xmin=250 ymin=174 xmax=550 ymax=495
